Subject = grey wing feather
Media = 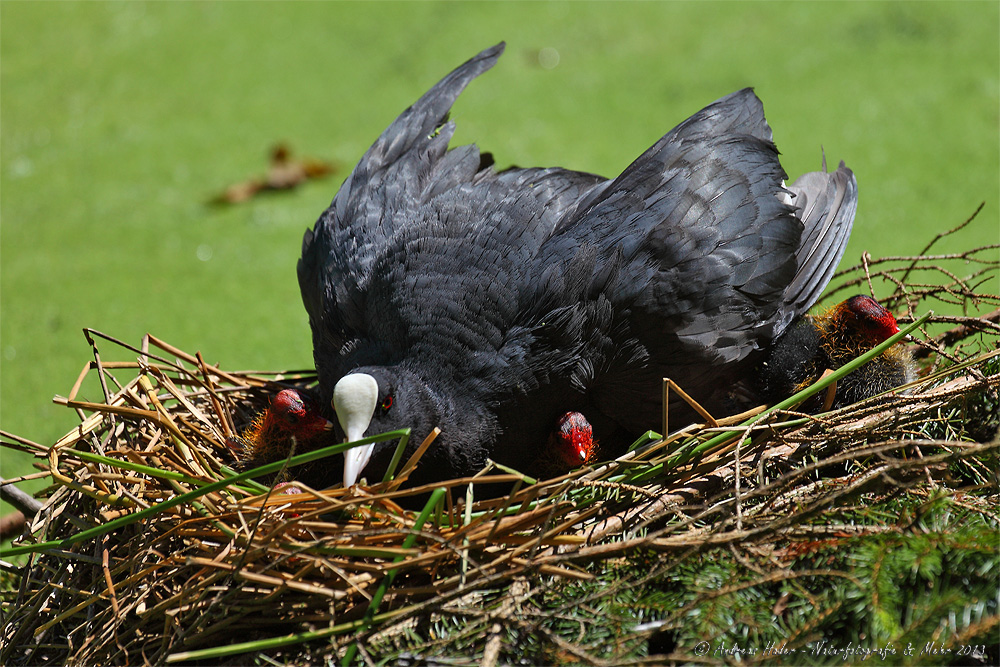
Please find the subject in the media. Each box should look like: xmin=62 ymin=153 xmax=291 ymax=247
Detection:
xmin=534 ymin=89 xmax=798 ymax=352
xmin=778 ymin=161 xmax=857 ymax=326
xmin=521 ymin=88 xmax=842 ymax=431
xmin=297 ymin=43 xmax=506 ymax=381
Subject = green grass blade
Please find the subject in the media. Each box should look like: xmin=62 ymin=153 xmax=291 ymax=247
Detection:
xmin=628 ymin=430 xmax=663 ymax=452
xmin=165 ymin=602 xmax=426 ymax=663
xmin=380 ymin=429 xmax=412 ymax=484
xmin=62 ymin=448 xmax=210 ymax=486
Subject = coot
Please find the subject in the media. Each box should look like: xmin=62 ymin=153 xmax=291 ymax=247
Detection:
xmin=298 ymin=43 xmax=858 ymax=487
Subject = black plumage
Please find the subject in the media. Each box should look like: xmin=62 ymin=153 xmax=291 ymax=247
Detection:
xmin=297 ymin=43 xmax=858 ymax=487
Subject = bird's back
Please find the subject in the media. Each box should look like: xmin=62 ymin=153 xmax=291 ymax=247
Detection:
xmin=299 ymin=43 xmax=613 ymax=416
xmin=521 ymin=89 xmax=856 ymax=432
xmin=299 ymin=43 xmax=858 ymax=474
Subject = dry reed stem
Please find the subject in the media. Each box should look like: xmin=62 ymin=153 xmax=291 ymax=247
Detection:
xmin=3 ymin=235 xmax=998 ymax=664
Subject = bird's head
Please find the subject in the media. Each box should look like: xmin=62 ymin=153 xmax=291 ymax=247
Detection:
xmin=549 ymin=411 xmax=597 ymax=469
xmin=333 ymin=367 xmax=450 ymax=487
xmin=266 ymin=389 xmax=335 ymax=440
xmin=818 ymin=295 xmax=900 ymax=358
xmin=235 ymin=388 xmax=333 ymax=470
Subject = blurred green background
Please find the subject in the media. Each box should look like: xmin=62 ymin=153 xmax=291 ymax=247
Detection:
xmin=2 ymin=2 xmax=998 ymax=506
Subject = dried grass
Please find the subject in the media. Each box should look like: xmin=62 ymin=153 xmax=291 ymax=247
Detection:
xmin=2 ymin=211 xmax=998 ymax=665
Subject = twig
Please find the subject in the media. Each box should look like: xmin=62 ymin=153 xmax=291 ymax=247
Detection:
xmin=0 ymin=476 xmax=44 ymax=517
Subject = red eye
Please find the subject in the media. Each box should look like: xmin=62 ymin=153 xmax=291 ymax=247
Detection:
xmin=379 ymin=395 xmax=393 ymax=414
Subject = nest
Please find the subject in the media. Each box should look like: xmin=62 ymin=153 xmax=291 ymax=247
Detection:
xmin=2 ymin=213 xmax=998 ymax=666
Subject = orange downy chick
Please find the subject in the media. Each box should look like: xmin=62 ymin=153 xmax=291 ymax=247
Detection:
xmin=233 ymin=389 xmax=334 ymax=474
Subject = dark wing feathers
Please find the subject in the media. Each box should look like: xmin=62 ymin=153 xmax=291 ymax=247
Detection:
xmin=299 ymin=44 xmax=508 ymax=394
xmin=300 ymin=46 xmax=858 ymax=442
xmin=532 ymin=90 xmax=799 ymax=356
xmin=513 ymin=89 xmax=854 ymax=429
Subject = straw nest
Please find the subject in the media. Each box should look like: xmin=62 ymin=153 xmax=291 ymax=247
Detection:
xmin=2 ymin=213 xmax=998 ymax=666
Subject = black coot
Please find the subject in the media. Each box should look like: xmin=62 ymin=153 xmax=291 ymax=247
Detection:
xmin=297 ymin=43 xmax=857 ymax=487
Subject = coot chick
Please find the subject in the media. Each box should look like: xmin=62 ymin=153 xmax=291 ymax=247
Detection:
xmin=233 ymin=389 xmax=334 ymax=477
xmin=551 ymin=411 xmax=598 ymax=468
xmin=756 ymin=295 xmax=916 ymax=410
xmin=532 ymin=411 xmax=599 ymax=478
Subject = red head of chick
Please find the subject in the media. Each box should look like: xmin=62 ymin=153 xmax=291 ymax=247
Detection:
xmin=756 ymin=295 xmax=915 ymax=410
xmin=532 ymin=411 xmax=599 ymax=477
xmin=233 ymin=389 xmax=334 ymax=473
xmin=815 ymin=294 xmax=901 ymax=360
xmin=552 ymin=412 xmax=598 ymax=468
